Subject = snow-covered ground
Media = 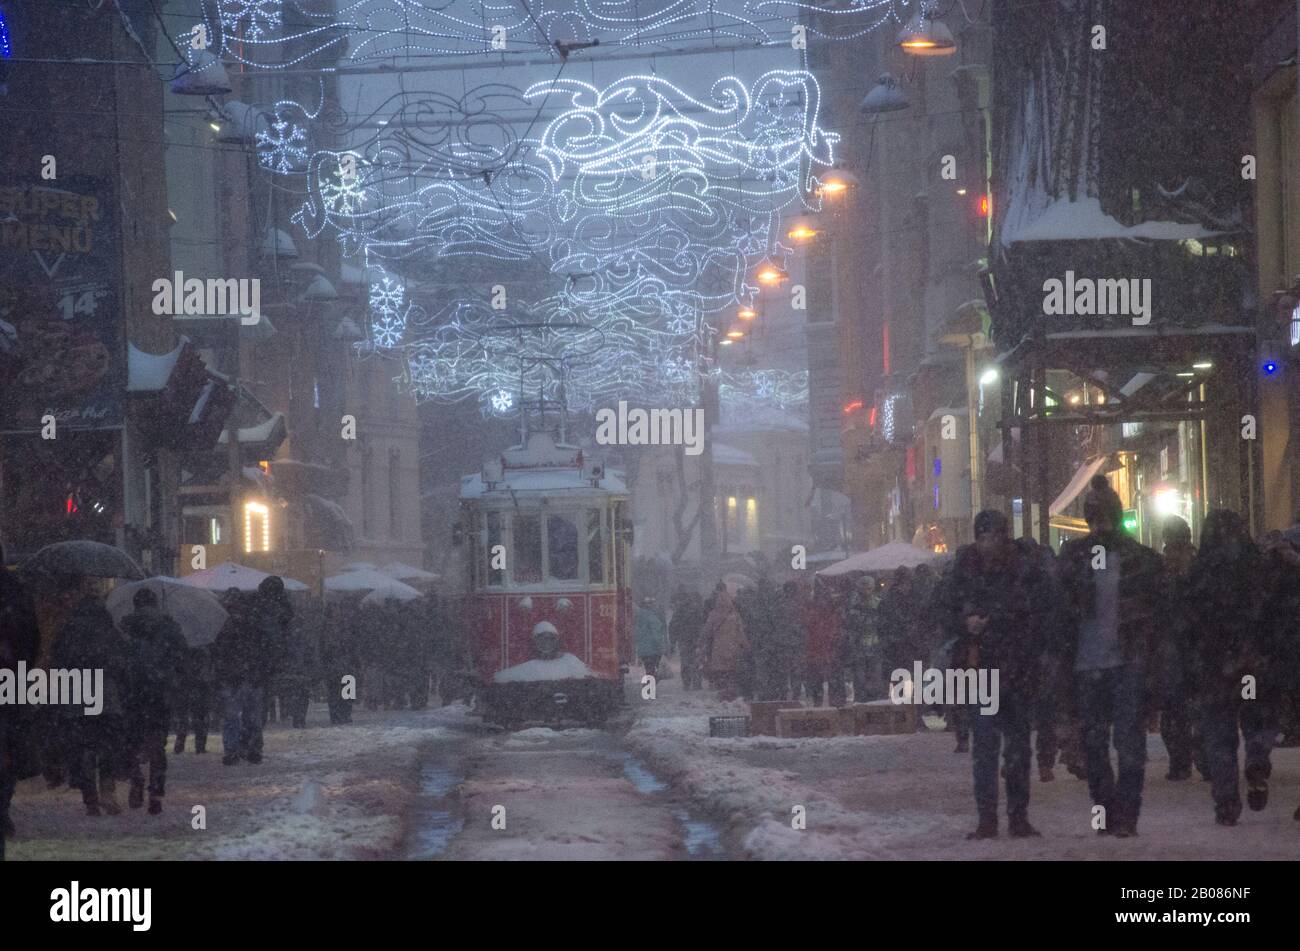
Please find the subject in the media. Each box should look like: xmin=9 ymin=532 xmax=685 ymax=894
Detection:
xmin=626 ymin=660 xmax=1300 ymax=860
xmin=5 ymin=703 xmax=473 ymax=861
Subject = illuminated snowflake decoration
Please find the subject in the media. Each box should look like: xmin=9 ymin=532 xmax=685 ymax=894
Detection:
xmin=219 ymin=0 xmax=283 ymax=40
xmin=490 ymin=389 xmax=514 ymax=414
xmin=319 ymin=155 xmax=369 ymax=217
xmin=256 ymin=116 xmax=308 ymax=175
xmin=369 ymin=276 xmax=404 ymax=317
xmin=373 ymin=314 xmax=405 ymax=349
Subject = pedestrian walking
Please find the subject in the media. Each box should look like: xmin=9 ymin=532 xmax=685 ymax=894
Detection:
xmin=1058 ymin=475 xmax=1164 ymax=837
xmin=1186 ymin=510 xmax=1273 ymax=825
xmin=0 ymin=541 xmax=41 ymax=854
xmin=635 ymin=596 xmax=668 ymax=679
xmin=172 ymin=644 xmax=213 ymax=754
xmin=120 ymin=588 xmax=186 ymax=815
xmin=50 ymin=578 xmax=130 ymax=816
xmin=701 ymin=583 xmax=747 ymax=701
xmin=1157 ymin=515 xmax=1199 ymax=781
xmin=669 ymin=588 xmax=706 ymax=691
xmin=940 ymin=510 xmax=1057 ymax=839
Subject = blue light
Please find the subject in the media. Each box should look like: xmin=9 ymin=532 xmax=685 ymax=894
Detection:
xmin=0 ymin=8 xmax=12 ymax=59
xmin=1263 ymin=361 xmax=1279 ymax=375
xmin=933 ymin=457 xmax=942 ymax=478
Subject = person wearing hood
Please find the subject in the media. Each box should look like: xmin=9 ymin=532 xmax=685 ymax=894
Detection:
xmin=121 ymin=588 xmax=187 ymax=814
xmin=1058 ymin=475 xmax=1164 ymax=837
xmin=50 ymin=578 xmax=130 ymax=816
xmin=635 ymin=596 xmax=669 ymax=679
xmin=702 ymin=583 xmax=748 ymax=701
xmin=1186 ymin=511 xmax=1271 ymax=825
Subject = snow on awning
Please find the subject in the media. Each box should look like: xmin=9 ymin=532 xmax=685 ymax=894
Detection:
xmin=1050 ymin=457 xmax=1108 ymax=517
xmin=1005 ymin=197 xmax=1227 ymax=245
xmin=217 ymin=411 xmax=286 ymax=446
xmin=127 ymin=341 xmax=185 ymax=392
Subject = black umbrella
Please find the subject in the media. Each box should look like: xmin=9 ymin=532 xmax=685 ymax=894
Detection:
xmin=22 ymin=540 xmax=145 ymax=582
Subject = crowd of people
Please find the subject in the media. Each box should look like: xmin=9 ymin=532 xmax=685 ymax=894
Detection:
xmin=638 ymin=475 xmax=1300 ymax=839
xmin=0 ymin=557 xmax=463 ymax=858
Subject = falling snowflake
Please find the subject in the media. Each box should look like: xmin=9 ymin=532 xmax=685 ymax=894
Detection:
xmin=220 ymin=0 xmax=283 ymax=39
xmin=256 ymin=116 xmax=308 ymax=174
xmin=320 ymin=156 xmax=368 ymax=216
xmin=490 ymin=389 xmax=514 ymax=413
xmin=369 ymin=276 xmax=404 ymax=317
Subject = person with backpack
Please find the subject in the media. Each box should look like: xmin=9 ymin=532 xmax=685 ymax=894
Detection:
xmin=121 ymin=588 xmax=187 ymax=814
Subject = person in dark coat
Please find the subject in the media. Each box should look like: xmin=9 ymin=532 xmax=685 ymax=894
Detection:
xmin=215 ymin=580 xmax=284 ymax=765
xmin=50 ymin=580 xmax=130 ymax=816
xmin=669 ymin=588 xmax=706 ymax=691
xmin=172 ymin=644 xmax=214 ymax=754
xmin=277 ymin=608 xmax=318 ymax=728
xmin=1186 ymin=510 xmax=1272 ymax=825
xmin=939 ymin=510 xmax=1058 ymax=839
xmin=1057 ymin=475 xmax=1164 ymax=838
xmin=121 ymin=588 xmax=187 ymax=814
xmin=320 ymin=602 xmax=358 ymax=724
xmin=1157 ymin=516 xmax=1199 ymax=781
xmin=803 ymin=579 xmax=845 ymax=707
xmin=0 ymin=542 xmax=41 ymax=853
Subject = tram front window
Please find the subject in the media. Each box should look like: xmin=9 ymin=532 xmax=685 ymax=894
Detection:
xmin=547 ymin=513 xmax=579 ymax=581
xmin=513 ymin=514 xmax=543 ymax=583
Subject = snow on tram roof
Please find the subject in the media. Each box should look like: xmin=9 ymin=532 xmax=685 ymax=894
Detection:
xmin=459 ymin=467 xmax=627 ymax=499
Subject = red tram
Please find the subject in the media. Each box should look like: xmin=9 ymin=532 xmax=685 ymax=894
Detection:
xmin=459 ymin=430 xmax=632 ymax=727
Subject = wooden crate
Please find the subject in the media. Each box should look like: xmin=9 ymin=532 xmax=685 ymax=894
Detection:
xmin=775 ymin=707 xmax=842 ymax=738
xmin=841 ymin=702 xmax=918 ymax=736
xmin=748 ymin=700 xmax=804 ymax=736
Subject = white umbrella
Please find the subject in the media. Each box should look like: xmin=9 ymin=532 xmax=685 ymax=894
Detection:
xmin=325 ymin=567 xmax=419 ymax=596
xmin=107 ymin=577 xmax=227 ymax=647
xmin=360 ymin=581 xmax=423 ymax=605
xmin=378 ymin=561 xmax=439 ymax=583
xmin=23 ymin=540 xmax=145 ymax=581
xmin=817 ymin=541 xmax=948 ymax=577
xmin=180 ymin=561 xmax=309 ymax=592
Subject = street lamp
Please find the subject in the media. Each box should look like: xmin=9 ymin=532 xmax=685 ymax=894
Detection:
xmin=756 ymin=262 xmax=788 ymax=286
xmin=817 ymin=168 xmax=858 ymax=197
xmin=897 ymin=7 xmax=956 ymax=56
xmin=978 ymin=367 xmax=998 ymax=386
xmin=860 ymin=74 xmax=910 ymax=114
xmin=738 ymin=307 xmax=757 ymax=320
xmin=785 ymin=215 xmax=820 ymax=243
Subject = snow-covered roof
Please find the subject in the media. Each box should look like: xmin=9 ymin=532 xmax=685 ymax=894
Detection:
xmin=218 ymin=411 xmax=285 ymax=445
xmin=459 ymin=468 xmax=628 ymax=500
xmin=711 ymin=443 xmax=760 ymax=468
xmin=1005 ymin=196 xmax=1228 ymax=245
xmin=127 ymin=340 xmax=185 ymax=392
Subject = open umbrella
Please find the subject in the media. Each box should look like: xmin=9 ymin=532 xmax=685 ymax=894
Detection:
xmin=360 ymin=580 xmax=423 ymax=605
xmin=22 ymin=540 xmax=145 ymax=582
xmin=325 ymin=568 xmax=419 ymax=597
xmin=378 ymin=561 xmax=439 ymax=583
xmin=106 ymin=577 xmax=227 ymax=647
xmin=179 ymin=561 xmax=309 ymax=592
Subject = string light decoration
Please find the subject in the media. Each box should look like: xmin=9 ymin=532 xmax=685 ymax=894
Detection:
xmin=202 ymin=2 xmax=876 ymax=414
xmin=204 ymin=1 xmax=913 ymax=65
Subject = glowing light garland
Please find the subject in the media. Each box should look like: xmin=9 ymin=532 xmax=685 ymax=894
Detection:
xmin=201 ymin=3 xmax=870 ymax=414
xmin=203 ymin=1 xmax=911 ymax=64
